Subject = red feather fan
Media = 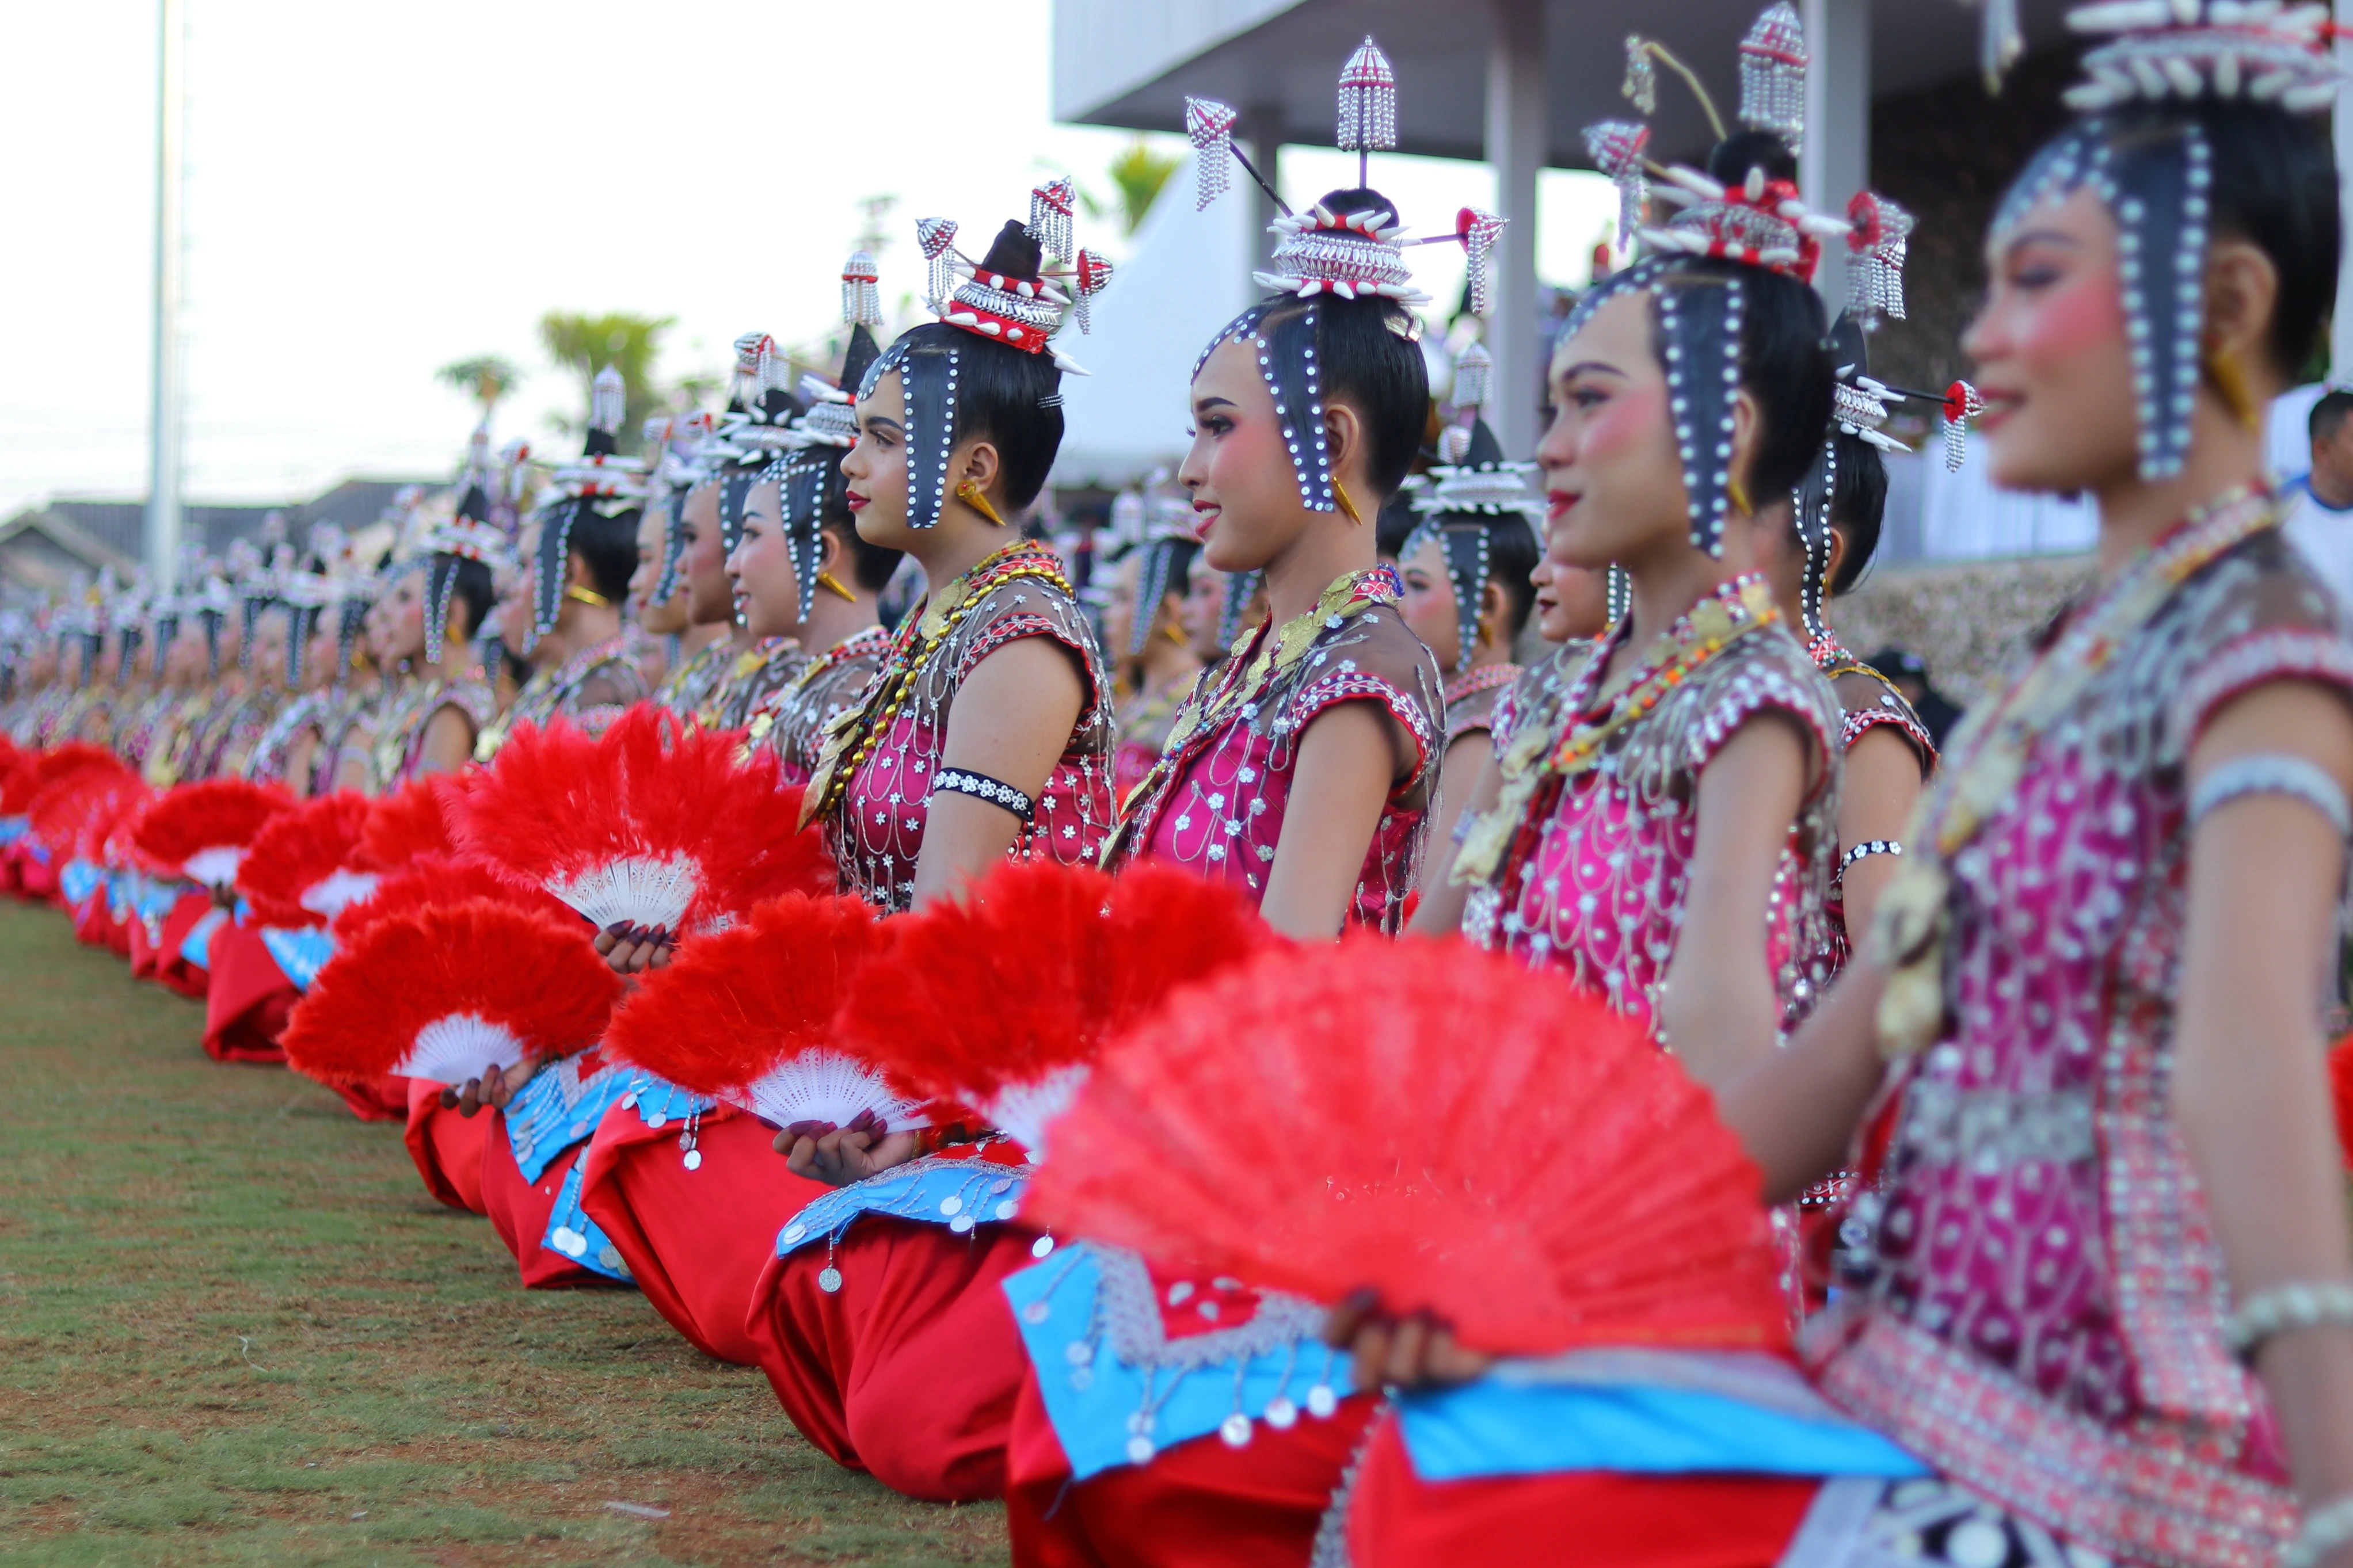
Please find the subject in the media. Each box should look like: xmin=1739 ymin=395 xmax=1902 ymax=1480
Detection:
xmin=0 ymin=733 xmax=23 ymax=789
xmin=330 ymin=853 xmax=564 ymax=943
xmin=2 ymin=743 xmax=124 ymax=818
xmin=2332 ymin=1035 xmax=2353 ymax=1173
xmin=132 ymin=777 xmax=291 ymax=885
xmin=455 ymin=707 xmax=832 ymax=936
xmin=283 ymin=898 xmax=620 ymax=1087
xmin=236 ymin=792 xmax=378 ymax=928
xmin=32 ymin=769 xmax=147 ymax=868
xmin=1023 ymin=937 xmax=1791 ymax=1360
xmin=353 ymin=771 xmax=471 ymax=873
xmin=603 ymin=891 xmax=913 ymax=1129
xmin=835 ymin=860 xmax=1271 ymax=1158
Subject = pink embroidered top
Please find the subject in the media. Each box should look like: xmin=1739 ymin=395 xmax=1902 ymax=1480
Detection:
xmin=1808 ymin=516 xmax=2353 ymax=1568
xmin=802 ymin=540 xmax=1115 ymax=913
xmin=1440 ymin=661 xmax=1522 ymax=750
xmin=745 ymin=625 xmax=890 ymax=788
xmin=1456 ymin=575 xmax=1841 ymax=1039
xmin=1104 ymin=566 xmax=1443 ymax=934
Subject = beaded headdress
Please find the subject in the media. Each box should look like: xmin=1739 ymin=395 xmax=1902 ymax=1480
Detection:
xmin=1216 ymin=569 xmax=1263 ymax=650
xmin=1790 ymin=314 xmax=1912 ymax=652
xmin=1990 ymin=1 xmax=2342 ymax=480
xmin=861 ymin=209 xmax=1107 ymax=529
xmin=646 ymin=411 xmax=715 ymax=606
xmin=712 ymin=335 xmax=799 ymax=564
xmin=1184 ymin=38 xmax=1507 ymax=516
xmin=1407 ymin=345 xmax=1545 ymax=640
xmin=1566 ymin=3 xmax=1914 ymax=556
xmin=1122 ymin=495 xmax=1202 ymax=659
xmin=417 ymin=482 xmax=513 ymax=666
xmin=767 ymin=256 xmax=887 ymax=620
xmin=532 ymin=365 xmax=647 ymax=642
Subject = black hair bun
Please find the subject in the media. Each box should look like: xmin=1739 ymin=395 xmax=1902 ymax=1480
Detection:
xmin=977 ymin=220 xmax=1042 ymax=282
xmin=1707 ymin=130 xmax=1798 ymax=188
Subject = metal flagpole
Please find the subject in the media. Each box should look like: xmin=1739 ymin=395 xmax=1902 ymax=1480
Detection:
xmin=146 ymin=0 xmax=185 ymax=591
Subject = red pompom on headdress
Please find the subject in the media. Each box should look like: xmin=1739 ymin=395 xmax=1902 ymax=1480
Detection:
xmin=456 ymin=708 xmax=832 ymax=937
xmin=1024 ymin=938 xmax=1789 ymax=1358
xmin=2 ymin=743 xmax=124 ymax=819
xmin=131 ymin=777 xmax=291 ymax=886
xmin=603 ymin=891 xmax=913 ymax=1130
xmin=235 ymin=792 xmax=378 ymax=928
xmin=283 ymin=898 xmax=620 ymax=1088
xmin=835 ymin=860 xmax=1271 ymax=1159
xmin=330 ymin=853 xmax=562 ymax=944
xmin=353 ymin=772 xmax=471 ymax=873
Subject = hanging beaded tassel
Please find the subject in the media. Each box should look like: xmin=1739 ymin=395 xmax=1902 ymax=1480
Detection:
xmin=1029 ymin=178 xmax=1076 ymax=264
xmin=1844 ymin=193 xmax=1914 ymax=328
xmin=589 ymin=364 xmax=626 ymax=435
xmin=1450 ymin=341 xmax=1493 ymax=414
xmin=1337 ymin=36 xmax=1398 ymax=164
xmin=1658 ymin=274 xmax=1745 ymax=555
xmin=1977 ymin=0 xmax=2023 ymax=91
xmin=1187 ymin=97 xmax=1239 ymax=210
xmin=842 ymin=250 xmax=882 ymax=327
xmin=1623 ymin=36 xmax=1658 ymax=115
xmin=731 ymin=333 xmax=772 ymax=407
xmin=1584 ymin=121 xmax=1651 ymax=262
xmin=1456 ymin=208 xmax=1507 ymax=316
xmin=1941 ymin=380 xmax=1983 ymax=472
xmin=916 ymin=218 xmax=959 ymax=314
xmin=1738 ymin=3 xmax=1808 ymax=148
xmin=1073 ymin=250 xmax=1114 ymax=334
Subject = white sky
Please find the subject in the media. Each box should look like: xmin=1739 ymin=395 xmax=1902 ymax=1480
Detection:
xmin=0 ymin=0 xmax=1613 ymax=518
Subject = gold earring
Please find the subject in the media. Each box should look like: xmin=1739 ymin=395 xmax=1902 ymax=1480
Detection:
xmin=2203 ymin=345 xmax=2261 ymax=432
xmin=955 ymin=478 xmax=1008 ymax=528
xmin=1331 ymin=476 xmax=1365 ymax=525
xmin=1162 ymin=620 xmax=1188 ymax=647
xmin=816 ymin=569 xmax=857 ymax=603
xmin=1727 ymin=475 xmax=1753 ymax=517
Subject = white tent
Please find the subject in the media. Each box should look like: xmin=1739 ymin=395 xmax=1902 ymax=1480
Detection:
xmin=1051 ymin=182 xmax=1260 ymax=489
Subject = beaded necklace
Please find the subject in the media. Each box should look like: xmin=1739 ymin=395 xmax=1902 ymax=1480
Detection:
xmin=1874 ymin=486 xmax=2278 ymax=1055
xmin=1442 ymin=661 xmax=1520 ymax=709
xmin=798 ymin=539 xmax=1073 ymax=830
xmin=1453 ymin=574 xmax=1779 ymax=886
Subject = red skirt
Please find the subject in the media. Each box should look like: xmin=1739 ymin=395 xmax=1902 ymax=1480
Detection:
xmin=333 ymin=1072 xmax=412 ymax=1124
xmin=151 ymin=893 xmax=215 ymax=999
xmin=70 ymin=886 xmax=121 ymax=950
xmin=1006 ymin=1370 xmax=1379 ymax=1568
xmin=403 ymin=1079 xmax=490 ymax=1214
xmin=200 ymin=922 xmax=295 ymax=1065
xmin=744 ymin=1216 xmax=1033 ymax=1502
xmin=577 ymin=1105 xmax=829 ymax=1366
xmin=477 ymin=1106 xmax=601 ymax=1288
xmin=1345 ymin=1413 xmax=1818 ymax=1568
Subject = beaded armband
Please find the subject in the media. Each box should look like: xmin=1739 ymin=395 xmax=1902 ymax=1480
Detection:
xmin=2224 ymin=1278 xmax=2353 ymax=1361
xmin=2285 ymin=1493 xmax=2353 ymax=1568
xmin=2187 ymin=753 xmax=2352 ymax=840
xmin=1837 ymin=839 xmax=1902 ymax=880
xmin=931 ymin=767 xmax=1034 ymax=821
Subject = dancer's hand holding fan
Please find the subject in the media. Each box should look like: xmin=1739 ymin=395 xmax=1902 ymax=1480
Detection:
xmin=283 ymin=898 xmax=621 ymax=1092
xmin=130 ymin=777 xmax=291 ymax=892
xmin=835 ymin=860 xmax=1273 ymax=1162
xmin=237 ymin=792 xmax=379 ymax=927
xmin=602 ymin=892 xmax=916 ymax=1177
xmin=1022 ymin=938 xmax=1790 ymax=1378
xmin=456 ymin=708 xmax=834 ymax=966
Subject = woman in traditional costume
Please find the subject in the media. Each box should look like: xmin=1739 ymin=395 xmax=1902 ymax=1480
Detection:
xmin=1099 ymin=502 xmax=1205 ymax=803
xmin=357 ymin=499 xmax=501 ymax=791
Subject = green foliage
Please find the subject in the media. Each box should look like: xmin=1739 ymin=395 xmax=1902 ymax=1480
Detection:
xmin=1075 ymin=139 xmax=1180 ymax=236
xmin=537 ymin=312 xmax=676 ymax=455
xmin=0 ymin=903 xmax=1004 ymax=1566
xmin=433 ymin=356 xmax=521 ymax=413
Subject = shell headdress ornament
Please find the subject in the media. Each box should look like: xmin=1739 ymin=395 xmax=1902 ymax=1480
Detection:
xmin=1185 ymin=37 xmax=1507 ymax=515
xmin=1985 ymin=1 xmax=2343 ymax=479
xmin=532 ymin=365 xmax=648 ymax=642
xmin=1408 ymin=343 xmax=1545 ymax=640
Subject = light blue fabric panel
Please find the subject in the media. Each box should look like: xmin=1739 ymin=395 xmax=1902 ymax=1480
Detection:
xmin=504 ymin=1061 xmax=640 ymax=1183
xmin=58 ymin=859 xmax=103 ymax=907
xmin=260 ymin=926 xmax=337 ymax=992
xmin=1397 ymin=1379 xmax=1929 ymax=1482
xmin=774 ymin=1159 xmax=1029 ymax=1257
xmin=539 ymin=1157 xmax=635 ymax=1284
xmin=180 ymin=907 xmax=229 ymax=969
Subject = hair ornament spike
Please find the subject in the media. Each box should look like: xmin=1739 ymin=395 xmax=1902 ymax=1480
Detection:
xmin=1337 ymin=36 xmax=1399 ymax=155
xmin=1738 ymin=3 xmax=1809 ymax=146
xmin=1028 ymin=177 xmax=1077 ymax=263
xmin=1186 ymin=97 xmax=1240 ymax=208
xmin=589 ymin=365 xmax=626 ymax=436
xmin=1072 ymin=249 xmax=1114 ymax=333
xmin=1834 ymin=376 xmax=1913 ymax=453
xmin=1584 ymin=121 xmax=1653 ymax=260
xmin=1979 ymin=0 xmax=2027 ymax=90
xmin=916 ymin=217 xmax=960 ymax=311
xmin=1844 ymin=192 xmax=1914 ymax=327
xmin=842 ymin=250 xmax=883 ymax=327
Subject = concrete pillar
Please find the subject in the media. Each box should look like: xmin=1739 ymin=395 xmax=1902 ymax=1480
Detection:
xmin=1242 ymin=102 xmax=1286 ymax=269
xmin=1485 ymin=0 xmax=1544 ymax=460
xmin=1799 ymin=0 xmax=1870 ymax=315
xmin=146 ymin=0 xmax=186 ymax=591
xmin=2334 ymin=0 xmax=2353 ymax=377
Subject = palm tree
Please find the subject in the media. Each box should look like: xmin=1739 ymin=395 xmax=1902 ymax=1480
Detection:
xmin=1099 ymin=139 xmax=1181 ymax=235
xmin=537 ymin=312 xmax=675 ymax=454
xmin=436 ymin=356 xmax=521 ymax=416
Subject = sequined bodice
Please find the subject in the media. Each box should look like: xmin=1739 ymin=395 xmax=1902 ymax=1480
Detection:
xmin=652 ymin=636 xmax=735 ymax=720
xmin=475 ymin=636 xmax=648 ymax=761
xmin=1110 ymin=574 xmax=1442 ymax=933
xmin=820 ymin=547 xmax=1115 ymax=913
xmin=1441 ymin=661 xmax=1521 ymax=749
xmin=1812 ymin=525 xmax=2352 ymax=1568
xmin=706 ymin=639 xmax=809 ymax=733
xmin=748 ymin=627 xmax=888 ymax=788
xmin=1463 ymin=583 xmax=1839 ymax=1038
xmin=365 ymin=673 xmax=494 ymax=792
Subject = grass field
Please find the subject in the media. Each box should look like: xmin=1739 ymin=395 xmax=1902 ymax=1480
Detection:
xmin=0 ymin=900 xmax=1007 ymax=1566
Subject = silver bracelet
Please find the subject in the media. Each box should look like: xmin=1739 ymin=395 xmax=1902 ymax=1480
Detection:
xmin=2188 ymin=753 xmax=2352 ymax=839
xmin=2224 ymin=1279 xmax=2353 ymax=1360
xmin=929 ymin=767 xmax=1033 ymax=821
xmin=2284 ymin=1492 xmax=2353 ymax=1568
